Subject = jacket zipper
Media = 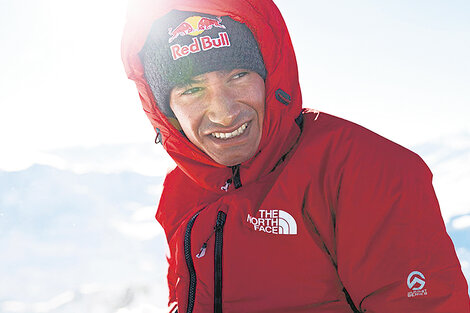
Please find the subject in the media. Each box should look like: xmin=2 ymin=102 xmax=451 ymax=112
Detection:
xmin=214 ymin=211 xmax=227 ymax=313
xmin=184 ymin=212 xmax=200 ymax=313
xmin=230 ymin=165 xmax=242 ymax=189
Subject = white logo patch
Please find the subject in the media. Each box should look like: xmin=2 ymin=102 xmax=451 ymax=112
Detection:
xmin=247 ymin=209 xmax=297 ymax=235
xmin=407 ymin=271 xmax=428 ymax=298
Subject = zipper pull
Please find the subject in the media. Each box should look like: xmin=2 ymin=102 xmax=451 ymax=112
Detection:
xmin=196 ymin=228 xmax=215 ymax=259
xmin=196 ymin=243 xmax=207 ymax=258
xmin=195 ymin=212 xmax=227 ymax=259
xmin=221 ymin=178 xmax=232 ymax=192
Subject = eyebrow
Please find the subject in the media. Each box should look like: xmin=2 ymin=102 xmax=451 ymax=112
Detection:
xmin=188 ymin=76 xmax=207 ymax=84
xmin=175 ymin=70 xmax=234 ymax=88
xmin=174 ymin=77 xmax=204 ymax=89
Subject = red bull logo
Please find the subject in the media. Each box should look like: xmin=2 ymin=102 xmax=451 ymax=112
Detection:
xmin=168 ymin=16 xmax=226 ymax=43
xmin=168 ymin=16 xmax=231 ymax=61
xmin=170 ymin=32 xmax=230 ymax=60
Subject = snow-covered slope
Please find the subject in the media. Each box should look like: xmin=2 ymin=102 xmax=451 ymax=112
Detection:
xmin=0 ymin=163 xmax=169 ymax=312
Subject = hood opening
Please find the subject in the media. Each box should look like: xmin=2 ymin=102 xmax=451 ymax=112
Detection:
xmin=122 ymin=0 xmax=303 ymax=191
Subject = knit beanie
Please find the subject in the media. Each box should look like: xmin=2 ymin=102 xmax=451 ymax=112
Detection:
xmin=139 ymin=10 xmax=267 ymax=118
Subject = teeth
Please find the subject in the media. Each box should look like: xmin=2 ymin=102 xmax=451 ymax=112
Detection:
xmin=211 ymin=123 xmax=248 ymax=140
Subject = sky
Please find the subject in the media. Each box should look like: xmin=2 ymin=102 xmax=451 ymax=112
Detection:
xmin=0 ymin=0 xmax=469 ymax=171
xmin=279 ymin=0 xmax=470 ymax=143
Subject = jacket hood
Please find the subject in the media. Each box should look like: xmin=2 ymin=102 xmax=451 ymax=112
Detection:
xmin=122 ymin=0 xmax=302 ymax=192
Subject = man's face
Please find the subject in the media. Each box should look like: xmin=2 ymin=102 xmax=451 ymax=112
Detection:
xmin=169 ymin=69 xmax=265 ymax=166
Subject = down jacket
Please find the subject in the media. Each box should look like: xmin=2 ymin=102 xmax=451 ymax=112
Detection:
xmin=121 ymin=0 xmax=470 ymax=312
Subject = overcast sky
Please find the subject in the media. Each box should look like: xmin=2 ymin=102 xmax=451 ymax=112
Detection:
xmin=0 ymin=0 xmax=469 ymax=171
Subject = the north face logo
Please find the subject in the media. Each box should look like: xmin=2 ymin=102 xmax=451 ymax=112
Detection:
xmin=247 ymin=209 xmax=297 ymax=235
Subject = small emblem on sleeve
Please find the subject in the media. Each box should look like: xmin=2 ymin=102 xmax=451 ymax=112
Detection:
xmin=407 ymin=271 xmax=428 ymax=298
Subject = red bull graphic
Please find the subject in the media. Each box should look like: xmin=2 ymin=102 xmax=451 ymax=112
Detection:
xmin=171 ymin=32 xmax=231 ymax=60
xmin=168 ymin=16 xmax=226 ymax=43
xmin=168 ymin=22 xmax=194 ymax=43
xmin=197 ymin=17 xmax=225 ymax=31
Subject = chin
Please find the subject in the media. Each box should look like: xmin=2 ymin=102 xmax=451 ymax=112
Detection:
xmin=212 ymin=151 xmax=256 ymax=167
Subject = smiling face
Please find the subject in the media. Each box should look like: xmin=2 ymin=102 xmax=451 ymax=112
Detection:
xmin=169 ymin=69 xmax=265 ymax=166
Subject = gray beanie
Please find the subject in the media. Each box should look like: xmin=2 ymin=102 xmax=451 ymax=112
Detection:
xmin=139 ymin=10 xmax=267 ymax=118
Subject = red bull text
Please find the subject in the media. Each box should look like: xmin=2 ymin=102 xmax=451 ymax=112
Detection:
xmin=170 ymin=32 xmax=231 ymax=60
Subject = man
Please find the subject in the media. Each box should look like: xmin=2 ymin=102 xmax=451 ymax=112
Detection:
xmin=122 ymin=0 xmax=470 ymax=312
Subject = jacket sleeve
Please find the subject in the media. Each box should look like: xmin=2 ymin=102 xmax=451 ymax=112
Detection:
xmin=166 ymin=237 xmax=178 ymax=313
xmin=334 ymin=134 xmax=470 ymax=312
xmin=156 ymin=169 xmax=180 ymax=313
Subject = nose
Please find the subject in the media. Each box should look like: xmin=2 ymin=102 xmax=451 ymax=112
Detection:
xmin=206 ymin=86 xmax=240 ymax=126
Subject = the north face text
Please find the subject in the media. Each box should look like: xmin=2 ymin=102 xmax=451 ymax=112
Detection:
xmin=247 ymin=209 xmax=297 ymax=235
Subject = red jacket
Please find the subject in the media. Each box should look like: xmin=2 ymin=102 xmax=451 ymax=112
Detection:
xmin=122 ymin=0 xmax=470 ymax=312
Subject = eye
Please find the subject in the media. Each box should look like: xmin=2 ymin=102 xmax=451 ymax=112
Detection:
xmin=181 ymin=86 xmax=203 ymax=96
xmin=231 ymin=71 xmax=249 ymax=80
